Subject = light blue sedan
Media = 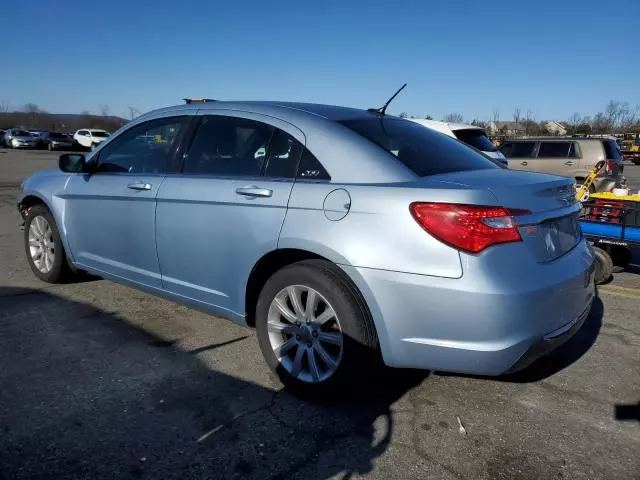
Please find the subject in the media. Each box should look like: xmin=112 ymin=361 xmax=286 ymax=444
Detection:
xmin=18 ymin=101 xmax=596 ymax=395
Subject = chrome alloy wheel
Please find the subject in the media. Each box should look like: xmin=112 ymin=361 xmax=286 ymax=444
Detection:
xmin=267 ymin=285 xmax=343 ymax=383
xmin=28 ymin=216 xmax=55 ymax=273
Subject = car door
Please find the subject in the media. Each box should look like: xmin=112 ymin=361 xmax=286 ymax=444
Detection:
xmin=529 ymin=141 xmax=578 ymax=178
xmin=63 ymin=115 xmax=190 ymax=288
xmin=500 ymin=141 xmax=537 ymax=171
xmin=155 ymin=112 xmax=304 ymax=317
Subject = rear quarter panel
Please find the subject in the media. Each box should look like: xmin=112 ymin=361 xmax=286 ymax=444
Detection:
xmin=279 ymin=180 xmax=501 ymax=279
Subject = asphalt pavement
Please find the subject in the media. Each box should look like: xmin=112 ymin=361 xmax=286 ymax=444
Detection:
xmin=0 ymin=149 xmax=638 ymax=480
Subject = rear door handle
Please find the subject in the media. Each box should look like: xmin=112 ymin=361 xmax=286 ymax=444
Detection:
xmin=127 ymin=181 xmax=152 ymax=191
xmin=520 ymin=161 xmax=528 ymax=166
xmin=564 ymin=160 xmax=576 ymax=166
xmin=235 ymin=186 xmax=273 ymax=198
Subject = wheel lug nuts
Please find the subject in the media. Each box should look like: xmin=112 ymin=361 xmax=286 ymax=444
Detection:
xmin=296 ymin=335 xmax=301 ymax=340
xmin=311 ymin=331 xmax=317 ymax=337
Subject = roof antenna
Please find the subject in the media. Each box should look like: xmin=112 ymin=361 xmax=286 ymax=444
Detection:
xmin=368 ymin=83 xmax=407 ymax=115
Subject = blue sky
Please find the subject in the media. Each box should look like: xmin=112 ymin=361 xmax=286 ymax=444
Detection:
xmin=1 ymin=0 xmax=638 ymax=122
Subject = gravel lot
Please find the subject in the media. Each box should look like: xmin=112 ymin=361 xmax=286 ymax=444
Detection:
xmin=1 ymin=148 xmax=638 ymax=480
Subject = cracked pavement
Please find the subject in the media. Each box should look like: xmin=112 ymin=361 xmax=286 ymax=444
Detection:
xmin=0 ymin=149 xmax=639 ymax=479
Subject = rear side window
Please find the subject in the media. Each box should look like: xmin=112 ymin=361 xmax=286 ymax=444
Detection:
xmin=500 ymin=142 xmax=535 ymax=158
xmin=297 ymin=148 xmax=330 ymax=180
xmin=263 ymin=130 xmax=303 ymax=178
xmin=183 ymin=116 xmax=274 ymax=177
xmin=453 ymin=129 xmax=497 ymax=152
xmin=338 ymin=118 xmax=497 ymax=176
xmin=538 ymin=142 xmax=571 ymax=158
xmin=603 ymin=140 xmax=622 ymax=160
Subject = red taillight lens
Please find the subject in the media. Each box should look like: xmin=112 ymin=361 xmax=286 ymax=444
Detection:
xmin=410 ymin=203 xmax=526 ymax=253
xmin=606 ymin=160 xmax=617 ymax=174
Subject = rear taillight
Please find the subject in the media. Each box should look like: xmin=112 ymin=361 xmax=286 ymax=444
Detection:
xmin=410 ymin=203 xmax=528 ymax=253
xmin=606 ymin=160 xmax=617 ymax=174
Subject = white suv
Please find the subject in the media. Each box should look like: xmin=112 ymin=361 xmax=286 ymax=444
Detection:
xmin=73 ymin=129 xmax=110 ymax=150
xmin=408 ymin=119 xmax=507 ymax=165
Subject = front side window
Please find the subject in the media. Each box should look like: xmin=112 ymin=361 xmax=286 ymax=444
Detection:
xmin=538 ymin=142 xmax=571 ymax=158
xmin=95 ymin=116 xmax=187 ymax=174
xmin=183 ymin=115 xmax=275 ymax=177
xmin=90 ymin=130 xmax=109 ymax=138
xmin=339 ymin=117 xmax=497 ymax=176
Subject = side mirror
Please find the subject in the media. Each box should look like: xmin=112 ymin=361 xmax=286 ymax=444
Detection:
xmin=59 ymin=153 xmax=86 ymax=173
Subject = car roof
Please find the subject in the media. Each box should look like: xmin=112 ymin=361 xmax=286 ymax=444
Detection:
xmin=145 ymin=101 xmax=384 ymax=122
xmin=101 ymin=101 xmax=422 ymax=184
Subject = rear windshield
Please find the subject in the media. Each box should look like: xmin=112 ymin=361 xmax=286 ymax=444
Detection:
xmin=49 ymin=132 xmax=67 ymax=139
xmin=453 ymin=129 xmax=497 ymax=152
xmin=603 ymin=140 xmax=622 ymax=160
xmin=91 ymin=131 xmax=109 ymax=137
xmin=338 ymin=118 xmax=498 ymax=176
xmin=500 ymin=142 xmax=535 ymax=158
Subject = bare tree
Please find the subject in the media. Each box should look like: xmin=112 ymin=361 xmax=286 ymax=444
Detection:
xmin=524 ymin=109 xmax=535 ymax=135
xmin=443 ymin=112 xmax=464 ymax=123
xmin=620 ymin=105 xmax=639 ymax=130
xmin=23 ymin=103 xmax=40 ymax=114
xmin=568 ymin=112 xmax=582 ymax=133
xmin=398 ymin=112 xmax=408 ymax=119
xmin=592 ymin=112 xmax=609 ymax=134
xmin=513 ymin=107 xmax=522 ymax=132
xmin=128 ymin=106 xmax=140 ymax=120
xmin=490 ymin=108 xmax=500 ymax=135
xmin=100 ymin=105 xmax=111 ymax=117
xmin=0 ymin=100 xmax=9 ymax=113
xmin=424 ymin=115 xmax=433 ymax=120
xmin=604 ymin=100 xmax=625 ymax=129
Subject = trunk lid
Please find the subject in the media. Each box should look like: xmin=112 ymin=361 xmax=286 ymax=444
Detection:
xmin=425 ymin=169 xmax=582 ymax=262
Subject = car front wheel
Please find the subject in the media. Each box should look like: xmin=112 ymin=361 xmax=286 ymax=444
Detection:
xmin=255 ymin=260 xmax=378 ymax=396
xmin=24 ymin=205 xmax=71 ymax=283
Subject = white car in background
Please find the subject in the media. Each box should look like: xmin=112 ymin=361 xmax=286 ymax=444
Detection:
xmin=73 ymin=129 xmax=110 ymax=150
xmin=408 ymin=119 xmax=507 ymax=165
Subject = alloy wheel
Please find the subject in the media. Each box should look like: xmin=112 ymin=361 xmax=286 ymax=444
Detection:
xmin=267 ymin=285 xmax=343 ymax=383
xmin=28 ymin=216 xmax=55 ymax=273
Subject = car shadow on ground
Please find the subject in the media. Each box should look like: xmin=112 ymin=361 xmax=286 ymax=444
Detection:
xmin=0 ymin=287 xmax=427 ymax=480
xmin=438 ymin=297 xmax=604 ymax=384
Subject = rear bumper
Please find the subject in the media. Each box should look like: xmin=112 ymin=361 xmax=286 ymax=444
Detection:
xmin=343 ymin=239 xmax=596 ymax=376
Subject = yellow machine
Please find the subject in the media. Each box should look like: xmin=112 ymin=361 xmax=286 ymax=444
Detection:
xmin=575 ymin=160 xmax=606 ymax=202
xmin=621 ymin=132 xmax=640 ymax=152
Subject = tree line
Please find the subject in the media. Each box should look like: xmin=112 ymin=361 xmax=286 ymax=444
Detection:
xmin=0 ymin=102 xmax=131 ymax=134
xmin=398 ymin=100 xmax=640 ymax=135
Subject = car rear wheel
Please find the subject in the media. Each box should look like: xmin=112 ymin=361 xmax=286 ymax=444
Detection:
xmin=593 ymin=247 xmax=613 ymax=285
xmin=255 ymin=260 xmax=378 ymax=396
xmin=24 ymin=205 xmax=72 ymax=283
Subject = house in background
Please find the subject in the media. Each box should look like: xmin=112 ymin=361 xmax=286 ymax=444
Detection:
xmin=487 ymin=121 xmax=526 ymax=136
xmin=544 ymin=121 xmax=568 ymax=136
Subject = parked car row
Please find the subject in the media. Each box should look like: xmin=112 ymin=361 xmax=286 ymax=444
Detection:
xmin=405 ymin=121 xmax=625 ymax=194
xmin=1 ymin=128 xmax=110 ymax=151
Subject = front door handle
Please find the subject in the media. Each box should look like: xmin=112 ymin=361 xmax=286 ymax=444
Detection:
xmin=127 ymin=181 xmax=152 ymax=191
xmin=520 ymin=161 xmax=528 ymax=166
xmin=564 ymin=160 xmax=576 ymax=166
xmin=235 ymin=186 xmax=273 ymax=198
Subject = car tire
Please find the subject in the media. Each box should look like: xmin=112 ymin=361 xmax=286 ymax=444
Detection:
xmin=255 ymin=259 xmax=378 ymax=397
xmin=23 ymin=205 xmax=73 ymax=283
xmin=47 ymin=143 xmax=53 ymax=151
xmin=593 ymin=247 xmax=613 ymax=285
